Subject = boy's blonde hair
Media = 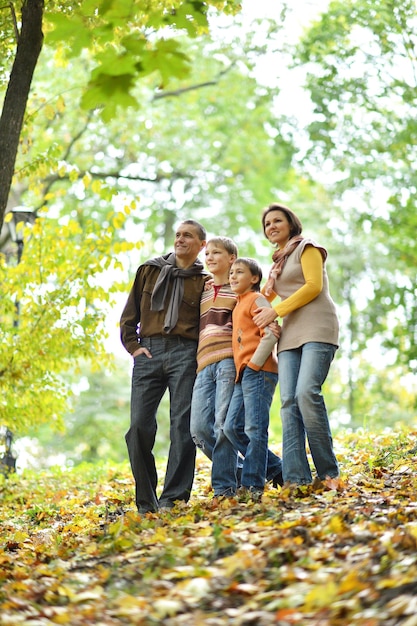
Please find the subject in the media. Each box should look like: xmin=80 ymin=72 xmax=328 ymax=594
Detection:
xmin=207 ymin=237 xmax=238 ymax=257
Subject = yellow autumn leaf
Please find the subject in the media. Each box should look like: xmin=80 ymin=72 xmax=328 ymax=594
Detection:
xmin=90 ymin=179 xmax=102 ymax=194
xmin=113 ymin=594 xmax=148 ymax=609
xmin=44 ymin=104 xmax=55 ymax=120
xmin=327 ymin=515 xmax=344 ymax=533
xmin=56 ymin=95 xmax=66 ymax=112
xmin=112 ymin=213 xmax=126 ymax=229
xmin=69 ymin=169 xmax=79 ymax=182
xmin=82 ymin=174 xmax=91 ymax=188
xmin=57 ymin=585 xmax=76 ymax=600
xmin=151 ymin=526 xmax=170 ymax=542
xmin=338 ymin=569 xmax=367 ymax=594
xmin=405 ymin=522 xmax=417 ymax=539
xmin=304 ymin=581 xmax=339 ymax=609
xmin=50 ymin=609 xmax=72 ymax=624
xmin=9 ymin=531 xmax=28 ymax=543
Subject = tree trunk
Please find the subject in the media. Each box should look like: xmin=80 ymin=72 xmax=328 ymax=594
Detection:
xmin=0 ymin=0 xmax=44 ymax=232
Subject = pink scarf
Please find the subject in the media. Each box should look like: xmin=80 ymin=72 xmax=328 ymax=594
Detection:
xmin=264 ymin=236 xmax=304 ymax=296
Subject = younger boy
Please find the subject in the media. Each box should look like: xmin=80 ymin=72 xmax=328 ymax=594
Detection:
xmin=222 ymin=258 xmax=279 ymax=501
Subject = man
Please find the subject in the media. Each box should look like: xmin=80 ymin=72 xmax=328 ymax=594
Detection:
xmin=120 ymin=220 xmax=208 ymax=514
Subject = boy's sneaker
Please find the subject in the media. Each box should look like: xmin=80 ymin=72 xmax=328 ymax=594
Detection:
xmin=237 ymin=486 xmax=263 ymax=503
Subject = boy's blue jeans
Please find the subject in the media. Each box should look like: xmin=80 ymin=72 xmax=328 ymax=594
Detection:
xmin=191 ymin=360 xmax=282 ymax=495
xmin=190 ymin=358 xmax=236 ymax=460
xmin=190 ymin=359 xmax=238 ymax=496
xmin=223 ymin=367 xmax=278 ymax=491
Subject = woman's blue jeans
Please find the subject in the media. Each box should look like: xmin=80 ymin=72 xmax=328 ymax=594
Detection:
xmin=223 ymin=367 xmax=278 ymax=491
xmin=278 ymin=342 xmax=339 ymax=485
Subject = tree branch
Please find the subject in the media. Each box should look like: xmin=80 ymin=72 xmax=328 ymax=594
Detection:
xmin=152 ymin=62 xmax=236 ymax=100
xmin=0 ymin=3 xmax=19 ymax=41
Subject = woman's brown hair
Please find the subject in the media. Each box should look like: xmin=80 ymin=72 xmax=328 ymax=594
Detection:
xmin=261 ymin=203 xmax=303 ymax=239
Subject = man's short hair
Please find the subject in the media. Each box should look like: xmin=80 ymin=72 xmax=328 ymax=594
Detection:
xmin=179 ymin=219 xmax=207 ymax=241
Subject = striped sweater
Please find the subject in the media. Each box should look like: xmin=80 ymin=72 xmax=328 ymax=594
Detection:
xmin=196 ymin=283 xmax=237 ymax=374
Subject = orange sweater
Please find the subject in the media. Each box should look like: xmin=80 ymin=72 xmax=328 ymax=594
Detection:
xmin=232 ymin=291 xmax=278 ymax=381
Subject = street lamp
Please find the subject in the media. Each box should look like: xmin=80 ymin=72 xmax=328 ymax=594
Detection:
xmin=0 ymin=428 xmax=16 ymax=475
xmin=0 ymin=207 xmax=37 ymax=476
xmin=7 ymin=207 xmax=37 ymax=264
xmin=7 ymin=208 xmax=37 ymax=327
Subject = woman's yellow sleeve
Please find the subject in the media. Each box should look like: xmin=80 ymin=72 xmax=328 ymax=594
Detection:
xmin=270 ymin=245 xmax=323 ymax=317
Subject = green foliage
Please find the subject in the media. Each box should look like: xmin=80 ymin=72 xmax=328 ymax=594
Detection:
xmin=0 ymin=0 xmax=244 ymax=233
xmin=27 ymin=360 xmax=172 ymax=467
xmin=0 ymin=208 xmax=140 ymax=433
xmin=43 ymin=0 xmax=242 ymax=120
xmin=1 ymin=0 xmax=416 ymax=441
xmin=11 ymin=28 xmax=297 ymax=253
xmin=294 ymin=0 xmax=417 ymax=369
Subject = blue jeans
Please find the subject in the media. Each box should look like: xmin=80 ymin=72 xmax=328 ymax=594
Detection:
xmin=190 ymin=358 xmax=236 ymax=460
xmin=226 ymin=409 xmax=282 ymax=483
xmin=223 ymin=368 xmax=278 ymax=491
xmin=190 ymin=359 xmax=239 ymax=496
xmin=125 ymin=336 xmax=198 ymax=513
xmin=191 ymin=360 xmax=282 ymax=495
xmin=279 ymin=342 xmax=339 ymax=484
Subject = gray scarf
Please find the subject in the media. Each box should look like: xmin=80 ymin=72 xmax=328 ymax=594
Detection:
xmin=144 ymin=253 xmax=206 ymax=333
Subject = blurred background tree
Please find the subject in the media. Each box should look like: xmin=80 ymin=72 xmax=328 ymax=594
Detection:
xmin=1 ymin=0 xmax=416 ymax=468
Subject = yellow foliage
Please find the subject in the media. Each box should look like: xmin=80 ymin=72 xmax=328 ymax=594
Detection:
xmin=1 ymin=433 xmax=417 ymax=624
xmin=327 ymin=515 xmax=345 ymax=534
xmin=112 ymin=212 xmax=126 ymax=229
xmin=91 ymin=179 xmax=102 ymax=193
xmin=44 ymin=104 xmax=56 ymax=120
xmin=338 ymin=569 xmax=367 ymax=594
xmin=53 ymin=45 xmax=70 ymax=68
xmin=304 ymin=581 xmax=339 ymax=609
xmin=69 ymin=169 xmax=79 ymax=182
xmin=82 ymin=173 xmax=92 ymax=188
xmin=56 ymin=95 xmax=66 ymax=113
xmin=0 ymin=214 xmax=127 ymax=432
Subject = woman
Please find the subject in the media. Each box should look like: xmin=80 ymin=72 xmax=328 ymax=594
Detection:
xmin=253 ymin=203 xmax=339 ymax=486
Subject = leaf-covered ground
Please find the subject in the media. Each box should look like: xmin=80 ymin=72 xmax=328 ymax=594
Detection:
xmin=1 ymin=428 xmax=417 ymax=626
